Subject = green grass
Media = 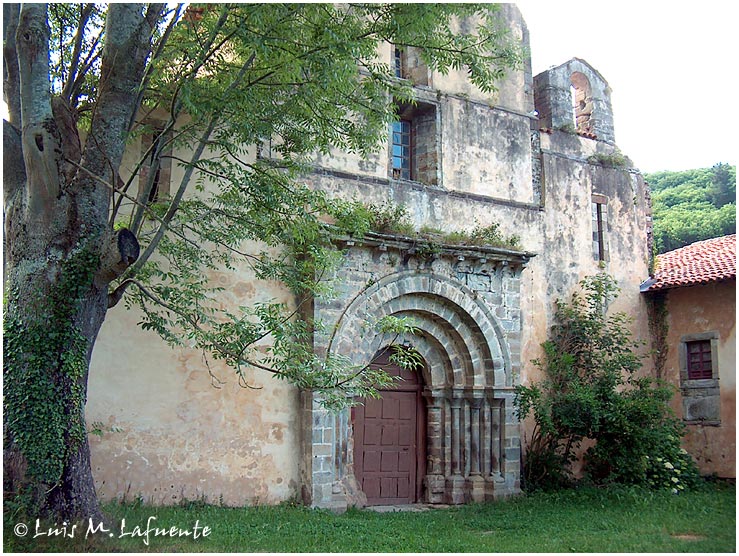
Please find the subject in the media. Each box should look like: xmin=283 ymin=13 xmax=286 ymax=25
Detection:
xmin=4 ymin=483 xmax=735 ymax=552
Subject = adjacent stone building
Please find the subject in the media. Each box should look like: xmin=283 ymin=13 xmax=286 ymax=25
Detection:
xmin=87 ymin=5 xmax=653 ymax=509
xmin=641 ymin=235 xmax=736 ymax=478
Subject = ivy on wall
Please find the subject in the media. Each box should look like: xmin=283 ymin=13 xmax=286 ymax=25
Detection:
xmin=4 ymin=243 xmax=99 ymax=510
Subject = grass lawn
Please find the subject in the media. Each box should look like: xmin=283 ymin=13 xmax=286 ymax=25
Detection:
xmin=4 ymin=482 xmax=735 ymax=552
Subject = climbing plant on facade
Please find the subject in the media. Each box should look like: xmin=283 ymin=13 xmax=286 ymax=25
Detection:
xmin=3 ymin=3 xmax=521 ymax=520
xmin=514 ymin=274 xmax=700 ymax=491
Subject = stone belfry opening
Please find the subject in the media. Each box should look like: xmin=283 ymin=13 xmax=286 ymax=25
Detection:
xmin=570 ymin=71 xmax=593 ymax=134
xmin=534 ymin=57 xmax=616 ymax=143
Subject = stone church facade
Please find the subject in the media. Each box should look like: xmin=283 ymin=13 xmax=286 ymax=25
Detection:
xmin=87 ymin=5 xmax=652 ymax=509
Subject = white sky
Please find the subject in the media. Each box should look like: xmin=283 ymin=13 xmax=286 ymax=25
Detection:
xmin=516 ymin=1 xmax=738 ymax=173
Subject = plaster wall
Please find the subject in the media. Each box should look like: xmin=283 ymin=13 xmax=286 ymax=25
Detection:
xmin=87 ymin=250 xmax=302 ymax=506
xmin=661 ymin=281 xmax=736 ymax=478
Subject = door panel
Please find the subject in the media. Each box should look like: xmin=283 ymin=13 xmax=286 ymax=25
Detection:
xmin=353 ymin=348 xmax=426 ymax=505
xmin=355 ymin=389 xmax=419 ymax=505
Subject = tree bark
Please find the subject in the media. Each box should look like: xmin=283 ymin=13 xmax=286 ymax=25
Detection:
xmin=3 ymin=4 xmax=160 ymax=521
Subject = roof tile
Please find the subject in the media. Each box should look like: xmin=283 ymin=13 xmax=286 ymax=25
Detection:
xmin=641 ymin=234 xmax=736 ymax=292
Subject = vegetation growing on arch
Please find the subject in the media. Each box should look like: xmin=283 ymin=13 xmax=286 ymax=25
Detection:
xmin=514 ymin=274 xmax=701 ymax=492
xmin=3 ymin=3 xmax=522 ymax=520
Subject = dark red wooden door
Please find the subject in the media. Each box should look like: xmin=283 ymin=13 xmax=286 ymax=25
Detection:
xmin=353 ymin=351 xmax=425 ymax=505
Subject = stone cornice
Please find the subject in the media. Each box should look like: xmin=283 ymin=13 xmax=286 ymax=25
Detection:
xmin=330 ymin=228 xmax=536 ymax=271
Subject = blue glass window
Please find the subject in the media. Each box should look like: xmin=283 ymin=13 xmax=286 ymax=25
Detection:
xmin=391 ymin=120 xmax=411 ymax=179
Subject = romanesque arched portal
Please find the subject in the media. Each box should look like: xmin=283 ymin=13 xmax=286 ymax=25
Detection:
xmin=301 ymin=234 xmax=532 ymax=509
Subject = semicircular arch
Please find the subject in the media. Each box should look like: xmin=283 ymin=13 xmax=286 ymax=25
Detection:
xmin=327 ymin=271 xmax=512 ymax=389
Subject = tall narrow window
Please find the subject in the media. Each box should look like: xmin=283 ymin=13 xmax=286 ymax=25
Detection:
xmin=591 ymin=194 xmax=608 ymax=261
xmin=594 ymin=202 xmax=605 ymax=259
xmin=686 ymin=340 xmax=713 ymax=380
xmin=394 ymin=46 xmax=403 ymax=78
xmin=391 ymin=120 xmax=411 ymax=180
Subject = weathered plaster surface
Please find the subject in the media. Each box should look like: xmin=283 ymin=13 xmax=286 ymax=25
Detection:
xmin=661 ymin=281 xmax=736 ymax=478
xmin=88 ymin=264 xmax=302 ymax=506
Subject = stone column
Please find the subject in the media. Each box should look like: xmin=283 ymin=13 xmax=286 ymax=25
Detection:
xmin=446 ymin=395 xmax=466 ymax=504
xmin=424 ymin=391 xmax=446 ymax=503
xmin=490 ymin=396 xmax=505 ymax=484
xmin=482 ymin=397 xmax=495 ymax=500
xmin=467 ymin=395 xmax=486 ymax=501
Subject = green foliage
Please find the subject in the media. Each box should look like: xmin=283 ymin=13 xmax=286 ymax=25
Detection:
xmin=335 ymin=202 xmax=521 ymax=249
xmin=647 ymin=164 xmax=736 ymax=253
xmin=515 ymin=274 xmax=700 ymax=492
xmin=5 ymin=1 xmax=524 ymax=520
xmin=645 ymin=292 xmax=669 ymax=378
xmin=101 ymin=3 xmax=522 ymax=402
xmin=88 ymin=422 xmax=124 ymax=438
xmin=587 ymin=150 xmax=628 ymax=168
xmin=463 ymin=222 xmax=521 ymax=249
xmin=364 ymin=201 xmax=416 ymax=236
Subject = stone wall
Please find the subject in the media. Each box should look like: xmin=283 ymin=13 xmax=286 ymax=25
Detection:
xmin=534 ymin=58 xmax=616 ymax=144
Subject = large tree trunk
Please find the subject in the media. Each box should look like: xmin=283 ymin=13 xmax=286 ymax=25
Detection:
xmin=3 ymin=4 xmax=160 ymax=521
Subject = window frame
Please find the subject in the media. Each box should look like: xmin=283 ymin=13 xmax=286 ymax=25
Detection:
xmin=389 ymin=99 xmax=439 ymax=185
xmin=591 ymin=193 xmax=609 ymax=262
xmin=678 ymin=331 xmax=721 ymax=425
xmin=391 ymin=119 xmax=412 ymax=180
xmin=686 ymin=339 xmax=713 ymax=380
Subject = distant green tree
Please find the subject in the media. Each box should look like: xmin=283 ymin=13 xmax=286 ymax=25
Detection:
xmin=647 ymin=164 xmax=736 ymax=253
xmin=708 ymin=163 xmax=736 ymax=207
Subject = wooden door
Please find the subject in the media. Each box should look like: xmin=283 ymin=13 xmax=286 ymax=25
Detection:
xmin=353 ymin=351 xmax=425 ymax=505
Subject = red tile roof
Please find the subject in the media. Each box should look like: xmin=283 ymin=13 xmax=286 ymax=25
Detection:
xmin=641 ymin=234 xmax=736 ymax=292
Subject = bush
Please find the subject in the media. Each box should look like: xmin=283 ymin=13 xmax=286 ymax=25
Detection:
xmin=515 ymin=274 xmax=701 ymax=492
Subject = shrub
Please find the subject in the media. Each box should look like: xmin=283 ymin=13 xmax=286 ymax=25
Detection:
xmin=332 ymin=200 xmax=415 ymax=237
xmin=515 ymin=274 xmax=701 ymax=492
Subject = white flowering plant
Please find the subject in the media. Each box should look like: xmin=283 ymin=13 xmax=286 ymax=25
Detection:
xmin=645 ymin=444 xmax=701 ymax=493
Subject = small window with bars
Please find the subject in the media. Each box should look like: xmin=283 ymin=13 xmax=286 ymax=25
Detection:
xmin=591 ymin=195 xmax=608 ymax=262
xmin=391 ymin=120 xmax=411 ymax=180
xmin=394 ymin=46 xmax=403 ymax=78
xmin=593 ymin=201 xmax=605 ymax=260
xmin=686 ymin=340 xmax=713 ymax=380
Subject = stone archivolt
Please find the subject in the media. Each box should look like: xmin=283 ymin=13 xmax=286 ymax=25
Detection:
xmin=305 ymin=234 xmax=531 ymax=507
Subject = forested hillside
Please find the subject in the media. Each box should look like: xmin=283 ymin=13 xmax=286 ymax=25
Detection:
xmin=646 ymin=163 xmax=736 ymax=253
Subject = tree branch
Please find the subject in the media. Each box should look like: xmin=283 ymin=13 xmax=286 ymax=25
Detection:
xmin=129 ymin=51 xmax=258 ymax=274
xmin=3 ymin=3 xmax=21 ymax=126
xmin=16 ymin=4 xmax=61 ymax=223
xmin=60 ymin=4 xmax=93 ymax=102
xmin=119 ymin=278 xmax=283 ymax=381
xmin=127 ymin=3 xmax=185 ymax=133
xmin=79 ymin=3 xmax=162 ymax=228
